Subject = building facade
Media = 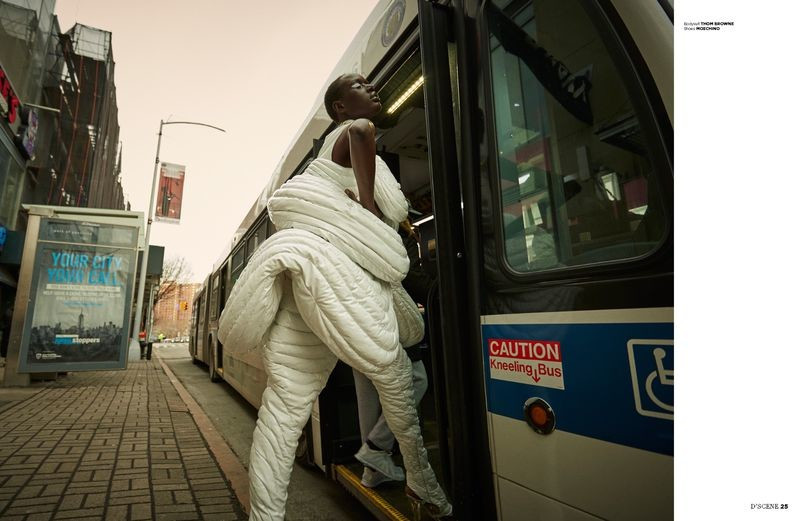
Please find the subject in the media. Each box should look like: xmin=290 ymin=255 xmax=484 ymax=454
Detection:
xmin=23 ymin=22 xmax=126 ymax=216
xmin=1 ymin=0 xmax=59 ymax=355
xmin=1 ymin=0 xmax=57 ymax=231
xmin=1 ymin=3 xmax=129 ymax=354
xmin=153 ymin=283 xmax=200 ymax=338
xmin=1 ymin=6 xmax=127 ymax=234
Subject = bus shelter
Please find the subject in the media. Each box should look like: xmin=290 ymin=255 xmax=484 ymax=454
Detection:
xmin=3 ymin=205 xmax=146 ymax=386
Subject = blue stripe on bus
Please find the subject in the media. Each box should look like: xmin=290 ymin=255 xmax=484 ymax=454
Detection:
xmin=482 ymin=322 xmax=674 ymax=456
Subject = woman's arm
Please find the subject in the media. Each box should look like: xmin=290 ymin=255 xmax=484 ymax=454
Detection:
xmin=348 ymin=119 xmax=381 ymax=218
xmin=331 ymin=118 xmax=383 ymax=219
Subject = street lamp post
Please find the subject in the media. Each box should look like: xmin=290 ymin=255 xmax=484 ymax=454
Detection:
xmin=130 ymin=120 xmax=225 ymax=355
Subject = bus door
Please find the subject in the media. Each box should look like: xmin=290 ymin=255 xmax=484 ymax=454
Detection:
xmin=418 ymin=1 xmax=497 ymax=520
xmin=472 ymin=1 xmax=673 ymax=520
xmin=198 ymin=278 xmax=209 ymax=364
xmin=189 ymin=298 xmax=197 ymax=358
xmin=321 ymin=3 xmax=494 ymax=518
xmin=216 ymin=264 xmax=228 ymax=373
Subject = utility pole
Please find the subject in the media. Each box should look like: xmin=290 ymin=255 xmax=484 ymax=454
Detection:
xmin=129 ymin=120 xmax=225 ymax=356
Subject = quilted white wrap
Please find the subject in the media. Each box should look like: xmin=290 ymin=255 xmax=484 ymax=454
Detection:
xmin=218 ymin=145 xmax=449 ymax=520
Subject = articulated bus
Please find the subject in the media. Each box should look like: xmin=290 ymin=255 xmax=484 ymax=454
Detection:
xmin=190 ymin=0 xmax=673 ymax=519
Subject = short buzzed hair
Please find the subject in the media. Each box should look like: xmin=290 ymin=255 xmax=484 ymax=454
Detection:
xmin=324 ymin=74 xmax=352 ymax=121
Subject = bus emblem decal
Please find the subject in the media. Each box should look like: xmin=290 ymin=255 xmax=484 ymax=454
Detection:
xmin=381 ymin=0 xmax=405 ymax=47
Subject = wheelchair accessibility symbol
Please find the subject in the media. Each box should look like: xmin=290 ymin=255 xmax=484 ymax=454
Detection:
xmin=627 ymin=339 xmax=674 ymax=420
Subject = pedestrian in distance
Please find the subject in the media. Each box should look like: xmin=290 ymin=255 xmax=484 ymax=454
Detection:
xmin=138 ymin=330 xmax=147 ymax=359
xmin=139 ymin=330 xmax=153 ymax=360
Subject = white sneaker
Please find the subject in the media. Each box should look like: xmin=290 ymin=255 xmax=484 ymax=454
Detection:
xmin=355 ymin=444 xmax=405 ymax=482
xmin=361 ymin=467 xmax=393 ymax=488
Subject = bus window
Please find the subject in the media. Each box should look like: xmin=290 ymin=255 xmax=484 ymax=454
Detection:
xmin=257 ymin=219 xmax=268 ymax=243
xmin=230 ymin=244 xmax=245 ymax=288
xmin=230 ymin=244 xmax=247 ymax=289
xmin=218 ymin=265 xmax=228 ymax=310
xmin=232 ymin=244 xmax=245 ymax=272
xmin=247 ymin=233 xmax=257 ymax=261
xmin=486 ymin=0 xmax=667 ymax=273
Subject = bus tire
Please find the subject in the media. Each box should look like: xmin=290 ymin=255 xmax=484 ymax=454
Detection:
xmin=209 ymin=340 xmax=221 ymax=383
xmin=209 ymin=357 xmax=221 ymax=382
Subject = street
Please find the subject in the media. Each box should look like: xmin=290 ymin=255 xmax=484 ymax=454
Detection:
xmin=153 ymin=342 xmax=374 ymax=521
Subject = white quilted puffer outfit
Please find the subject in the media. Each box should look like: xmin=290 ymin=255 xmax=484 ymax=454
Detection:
xmin=218 ymin=123 xmax=452 ymax=520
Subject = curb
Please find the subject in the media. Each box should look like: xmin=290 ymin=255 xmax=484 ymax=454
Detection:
xmin=156 ymin=354 xmax=251 ymax=515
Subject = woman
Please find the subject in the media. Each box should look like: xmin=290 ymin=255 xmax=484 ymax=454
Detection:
xmin=218 ymin=74 xmax=452 ymax=520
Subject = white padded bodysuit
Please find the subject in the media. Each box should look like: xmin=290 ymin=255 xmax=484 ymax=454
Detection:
xmin=218 ymin=122 xmax=452 ymax=520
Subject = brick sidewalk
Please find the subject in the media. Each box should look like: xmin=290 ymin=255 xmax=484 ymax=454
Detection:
xmin=0 ymin=360 xmax=247 ymax=520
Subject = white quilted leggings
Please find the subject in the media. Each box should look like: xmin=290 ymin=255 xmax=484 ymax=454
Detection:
xmin=248 ymin=286 xmax=450 ymax=521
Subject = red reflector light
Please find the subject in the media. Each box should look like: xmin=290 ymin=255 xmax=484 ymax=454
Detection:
xmin=529 ymin=405 xmax=548 ymax=427
xmin=523 ymin=397 xmax=555 ymax=435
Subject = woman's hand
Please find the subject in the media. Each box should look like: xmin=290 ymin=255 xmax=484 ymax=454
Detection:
xmin=345 ymin=189 xmax=384 ymax=219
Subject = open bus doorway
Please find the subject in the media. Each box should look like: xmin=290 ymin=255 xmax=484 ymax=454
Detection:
xmin=326 ymin=49 xmax=455 ymax=520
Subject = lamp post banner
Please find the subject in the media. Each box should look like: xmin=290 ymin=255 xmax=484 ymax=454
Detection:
xmin=17 ymin=218 xmax=138 ymax=372
xmin=154 ymin=162 xmax=186 ymax=224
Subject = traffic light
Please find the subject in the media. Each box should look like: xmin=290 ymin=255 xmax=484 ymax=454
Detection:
xmin=180 ymin=301 xmax=189 ymax=311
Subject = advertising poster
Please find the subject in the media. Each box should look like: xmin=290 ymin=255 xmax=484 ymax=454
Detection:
xmin=17 ymin=219 xmax=137 ymax=372
xmin=155 ymin=162 xmax=186 ymax=223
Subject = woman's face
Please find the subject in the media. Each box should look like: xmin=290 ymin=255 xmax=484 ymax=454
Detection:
xmin=336 ymin=74 xmax=381 ymax=120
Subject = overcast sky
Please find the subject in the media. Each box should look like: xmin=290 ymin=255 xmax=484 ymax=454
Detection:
xmin=54 ymin=0 xmax=381 ymax=282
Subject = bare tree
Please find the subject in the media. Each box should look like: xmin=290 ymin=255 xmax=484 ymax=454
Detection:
xmin=154 ymin=255 xmax=193 ymax=308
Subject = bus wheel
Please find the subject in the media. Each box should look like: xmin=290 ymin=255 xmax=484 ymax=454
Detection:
xmin=209 ymin=343 xmax=221 ymax=383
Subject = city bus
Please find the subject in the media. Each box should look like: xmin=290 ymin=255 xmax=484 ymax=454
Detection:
xmin=190 ymin=0 xmax=673 ymax=520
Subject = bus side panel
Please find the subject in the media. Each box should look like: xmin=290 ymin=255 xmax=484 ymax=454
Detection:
xmin=482 ymin=309 xmax=673 ymax=521
xmin=222 ymin=350 xmax=266 ymax=409
xmin=496 ymin=476 xmax=604 ymax=521
xmin=491 ymin=415 xmax=671 ymax=521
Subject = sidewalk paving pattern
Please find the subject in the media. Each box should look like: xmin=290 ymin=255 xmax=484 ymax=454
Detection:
xmin=0 ymin=360 xmax=247 ymax=520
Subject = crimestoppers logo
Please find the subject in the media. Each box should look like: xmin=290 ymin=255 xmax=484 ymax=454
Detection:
xmin=488 ymin=338 xmax=565 ymax=390
xmin=54 ymin=334 xmax=101 ymax=345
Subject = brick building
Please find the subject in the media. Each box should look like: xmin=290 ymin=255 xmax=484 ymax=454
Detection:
xmin=152 ymin=282 xmax=199 ymax=338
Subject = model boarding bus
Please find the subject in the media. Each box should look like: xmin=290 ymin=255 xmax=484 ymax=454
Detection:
xmin=189 ymin=0 xmax=674 ymax=520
